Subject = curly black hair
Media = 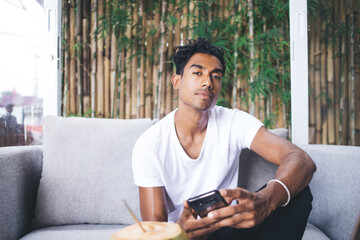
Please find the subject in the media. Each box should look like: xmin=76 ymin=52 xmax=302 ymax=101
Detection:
xmin=172 ymin=38 xmax=226 ymax=76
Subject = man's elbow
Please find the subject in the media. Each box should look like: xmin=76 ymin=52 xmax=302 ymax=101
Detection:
xmin=303 ymin=151 xmax=317 ymax=175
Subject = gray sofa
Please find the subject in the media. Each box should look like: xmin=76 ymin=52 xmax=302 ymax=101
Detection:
xmin=1 ymin=116 xmax=359 ymax=240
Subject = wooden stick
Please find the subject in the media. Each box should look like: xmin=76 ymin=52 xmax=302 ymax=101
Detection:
xmin=122 ymin=200 xmax=146 ymax=233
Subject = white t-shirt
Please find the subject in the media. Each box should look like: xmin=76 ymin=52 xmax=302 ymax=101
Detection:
xmin=132 ymin=106 xmax=263 ymax=222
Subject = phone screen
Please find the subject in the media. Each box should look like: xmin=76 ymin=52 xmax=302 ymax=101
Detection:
xmin=187 ymin=190 xmax=228 ymax=218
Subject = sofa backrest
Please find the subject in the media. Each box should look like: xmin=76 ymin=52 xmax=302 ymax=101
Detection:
xmin=239 ymin=144 xmax=360 ymax=240
xmin=32 ymin=116 xmax=157 ymax=228
xmin=301 ymin=144 xmax=360 ymax=240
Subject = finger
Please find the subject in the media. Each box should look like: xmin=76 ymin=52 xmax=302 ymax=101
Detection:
xmin=182 ymin=215 xmax=220 ymax=233
xmin=207 ymin=202 xmax=255 ymax=220
xmin=186 ymin=226 xmax=221 ymax=240
xmin=210 ymin=212 xmax=257 ymax=229
xmin=220 ymin=188 xmax=252 ymax=200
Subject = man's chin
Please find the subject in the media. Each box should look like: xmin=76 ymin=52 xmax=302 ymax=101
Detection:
xmin=193 ymin=103 xmax=216 ymax=112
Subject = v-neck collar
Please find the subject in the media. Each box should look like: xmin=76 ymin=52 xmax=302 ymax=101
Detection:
xmin=171 ymin=109 xmax=212 ymax=162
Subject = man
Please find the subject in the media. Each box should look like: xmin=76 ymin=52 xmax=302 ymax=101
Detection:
xmin=132 ymin=38 xmax=316 ymax=239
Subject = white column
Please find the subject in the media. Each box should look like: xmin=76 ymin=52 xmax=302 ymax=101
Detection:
xmin=290 ymin=0 xmax=308 ymax=145
xmin=43 ymin=0 xmax=61 ymax=116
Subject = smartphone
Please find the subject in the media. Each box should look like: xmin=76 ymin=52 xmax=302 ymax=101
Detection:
xmin=187 ymin=190 xmax=228 ymax=218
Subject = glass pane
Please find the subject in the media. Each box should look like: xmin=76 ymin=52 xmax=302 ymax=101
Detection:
xmin=0 ymin=0 xmax=46 ymax=146
xmin=308 ymin=0 xmax=360 ymax=146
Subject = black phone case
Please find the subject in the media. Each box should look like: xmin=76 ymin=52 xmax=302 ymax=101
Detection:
xmin=187 ymin=190 xmax=228 ymax=218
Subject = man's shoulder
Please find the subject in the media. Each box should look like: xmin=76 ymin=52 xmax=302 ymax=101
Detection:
xmin=135 ymin=111 xmax=174 ymax=145
xmin=212 ymin=105 xmax=254 ymax=118
xmin=211 ymin=105 xmax=243 ymax=121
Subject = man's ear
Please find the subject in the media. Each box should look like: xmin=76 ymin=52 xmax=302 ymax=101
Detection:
xmin=171 ymin=74 xmax=181 ymax=89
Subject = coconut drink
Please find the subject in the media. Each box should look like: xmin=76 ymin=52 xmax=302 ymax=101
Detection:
xmin=111 ymin=221 xmax=188 ymax=240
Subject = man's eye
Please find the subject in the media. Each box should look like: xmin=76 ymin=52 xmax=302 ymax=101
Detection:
xmin=193 ymin=72 xmax=202 ymax=76
xmin=212 ymin=75 xmax=221 ymax=81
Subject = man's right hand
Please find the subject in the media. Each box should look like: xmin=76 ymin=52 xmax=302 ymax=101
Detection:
xmin=177 ymin=201 xmax=220 ymax=240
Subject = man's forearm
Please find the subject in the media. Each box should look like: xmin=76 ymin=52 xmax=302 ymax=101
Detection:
xmin=139 ymin=187 xmax=168 ymax=222
xmin=265 ymin=150 xmax=316 ymax=210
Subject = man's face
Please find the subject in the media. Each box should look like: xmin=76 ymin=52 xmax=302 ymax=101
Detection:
xmin=173 ymin=53 xmax=223 ymax=112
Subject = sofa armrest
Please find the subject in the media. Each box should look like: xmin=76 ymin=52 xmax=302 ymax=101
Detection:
xmin=0 ymin=145 xmax=43 ymax=240
xmin=301 ymin=144 xmax=360 ymax=240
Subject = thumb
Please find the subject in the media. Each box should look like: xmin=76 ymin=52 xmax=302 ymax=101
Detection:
xmin=183 ymin=201 xmax=197 ymax=219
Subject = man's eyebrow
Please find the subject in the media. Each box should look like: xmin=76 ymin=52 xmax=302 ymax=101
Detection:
xmin=190 ymin=64 xmax=223 ymax=74
xmin=190 ymin=64 xmax=204 ymax=69
xmin=211 ymin=68 xmax=223 ymax=74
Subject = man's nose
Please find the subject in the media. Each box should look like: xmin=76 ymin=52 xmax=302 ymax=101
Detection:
xmin=201 ymin=74 xmax=213 ymax=89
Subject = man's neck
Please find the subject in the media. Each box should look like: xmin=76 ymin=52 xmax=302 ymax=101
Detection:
xmin=174 ymin=104 xmax=210 ymax=138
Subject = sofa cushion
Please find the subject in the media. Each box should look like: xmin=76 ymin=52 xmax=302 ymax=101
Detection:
xmin=238 ymin=128 xmax=287 ymax=191
xmin=302 ymin=223 xmax=330 ymax=240
xmin=32 ymin=116 xmax=156 ymax=228
xmin=20 ymin=224 xmax=125 ymax=240
xmin=19 ymin=223 xmax=329 ymax=240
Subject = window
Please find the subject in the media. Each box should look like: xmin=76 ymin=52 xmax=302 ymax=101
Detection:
xmin=0 ymin=0 xmax=60 ymax=147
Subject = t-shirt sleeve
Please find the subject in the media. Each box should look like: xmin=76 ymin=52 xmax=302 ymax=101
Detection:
xmin=232 ymin=110 xmax=264 ymax=150
xmin=132 ymin=137 xmax=164 ymax=187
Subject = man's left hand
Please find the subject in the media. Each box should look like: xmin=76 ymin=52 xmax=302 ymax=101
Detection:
xmin=207 ymin=188 xmax=273 ymax=229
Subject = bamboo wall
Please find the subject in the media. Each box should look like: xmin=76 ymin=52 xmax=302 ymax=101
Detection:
xmin=308 ymin=0 xmax=360 ymax=146
xmin=61 ymin=0 xmax=359 ymax=145
xmin=61 ymin=0 xmax=291 ymax=128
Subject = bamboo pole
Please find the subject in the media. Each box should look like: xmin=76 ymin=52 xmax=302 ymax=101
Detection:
xmin=69 ymin=2 xmax=76 ymax=115
xmin=131 ymin=2 xmax=139 ymax=119
xmin=314 ymin=16 xmax=321 ymax=144
xmin=96 ymin=0 xmax=104 ymax=117
xmin=247 ymin=0 xmax=255 ymax=116
xmin=110 ymin=24 xmax=118 ymax=118
xmin=172 ymin=0 xmax=181 ymax=109
xmin=334 ymin=0 xmax=341 ymax=144
xmin=347 ymin=0 xmax=356 ymax=145
xmin=119 ymin=1 xmax=126 ymax=119
xmin=145 ymin=19 xmax=153 ymax=118
xmin=90 ymin=0 xmax=97 ymax=117
xmin=152 ymin=1 xmax=161 ymax=118
xmin=62 ymin=1 xmax=69 ymax=116
xmin=125 ymin=2 xmax=132 ymax=119
xmin=82 ymin=0 xmax=90 ymax=113
xmin=174 ymin=0 xmax=181 ymax=46
xmin=158 ymin=0 xmax=167 ymax=119
xmin=165 ymin=2 xmax=174 ymax=116
xmin=320 ymin=17 xmax=328 ymax=144
xmin=76 ymin=0 xmax=83 ymax=116
xmin=340 ymin=2 xmax=349 ymax=144
xmin=182 ymin=1 xmax=188 ymax=42
xmin=240 ymin=1 xmax=248 ymax=113
xmin=327 ymin=1 xmax=336 ymax=145
xmin=104 ymin=0 xmax=111 ymax=118
xmin=309 ymin=13 xmax=316 ymax=143
xmin=139 ymin=0 xmax=146 ymax=118
xmin=120 ymin=47 xmax=126 ymax=119
xmin=188 ymin=1 xmax=195 ymax=39
xmin=354 ymin=0 xmax=360 ymax=146
xmin=232 ymin=3 xmax=239 ymax=109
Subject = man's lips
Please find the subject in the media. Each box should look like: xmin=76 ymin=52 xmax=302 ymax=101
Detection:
xmin=195 ymin=90 xmax=214 ymax=99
